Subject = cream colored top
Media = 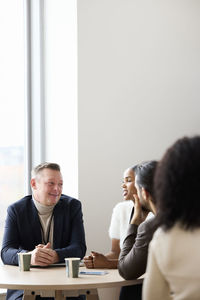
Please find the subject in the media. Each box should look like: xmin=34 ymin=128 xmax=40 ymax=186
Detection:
xmin=33 ymin=198 xmax=55 ymax=247
xmin=143 ymin=224 xmax=200 ymax=300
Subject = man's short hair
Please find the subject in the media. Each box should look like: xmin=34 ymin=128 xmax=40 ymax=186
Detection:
xmin=31 ymin=162 xmax=61 ymax=178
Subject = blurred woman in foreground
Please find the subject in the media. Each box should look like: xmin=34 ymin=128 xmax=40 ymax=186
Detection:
xmin=143 ymin=136 xmax=200 ymax=300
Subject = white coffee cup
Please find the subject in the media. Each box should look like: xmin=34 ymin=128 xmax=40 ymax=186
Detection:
xmin=18 ymin=253 xmax=31 ymax=271
xmin=65 ymin=257 xmax=80 ymax=278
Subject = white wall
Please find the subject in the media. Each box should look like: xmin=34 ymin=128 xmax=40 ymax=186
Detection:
xmin=78 ymin=0 xmax=200 ymax=255
xmin=44 ymin=0 xmax=78 ymax=198
xmin=43 ymin=0 xmax=200 ymax=258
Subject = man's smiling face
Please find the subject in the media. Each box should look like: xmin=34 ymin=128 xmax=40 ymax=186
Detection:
xmin=31 ymin=168 xmax=63 ymax=206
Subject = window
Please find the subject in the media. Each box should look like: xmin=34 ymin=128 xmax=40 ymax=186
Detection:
xmin=0 ymin=0 xmax=25 ymax=244
xmin=0 ymin=0 xmax=78 ymax=246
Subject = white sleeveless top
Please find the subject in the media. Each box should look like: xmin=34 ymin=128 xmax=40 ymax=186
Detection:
xmin=108 ymin=200 xmax=133 ymax=249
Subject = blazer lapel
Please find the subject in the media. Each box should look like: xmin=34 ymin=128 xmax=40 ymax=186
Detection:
xmin=29 ymin=198 xmax=43 ymax=245
xmin=53 ymin=201 xmax=64 ymax=249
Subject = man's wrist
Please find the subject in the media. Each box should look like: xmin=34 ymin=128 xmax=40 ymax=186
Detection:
xmin=53 ymin=250 xmax=59 ymax=263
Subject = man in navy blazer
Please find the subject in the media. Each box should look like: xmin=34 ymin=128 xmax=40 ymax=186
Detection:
xmin=1 ymin=162 xmax=86 ymax=300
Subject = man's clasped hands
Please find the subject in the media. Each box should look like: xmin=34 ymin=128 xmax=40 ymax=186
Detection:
xmin=30 ymin=242 xmax=59 ymax=266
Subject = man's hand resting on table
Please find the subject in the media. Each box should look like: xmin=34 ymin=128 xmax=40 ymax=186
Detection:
xmin=30 ymin=242 xmax=59 ymax=266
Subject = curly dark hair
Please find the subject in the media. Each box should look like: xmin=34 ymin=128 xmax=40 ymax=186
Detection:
xmin=154 ymin=136 xmax=200 ymax=230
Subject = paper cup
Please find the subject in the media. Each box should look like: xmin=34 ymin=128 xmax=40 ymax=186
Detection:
xmin=65 ymin=258 xmax=80 ymax=278
xmin=18 ymin=253 xmax=31 ymax=271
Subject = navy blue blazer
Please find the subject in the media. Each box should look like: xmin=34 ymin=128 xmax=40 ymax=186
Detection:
xmin=1 ymin=194 xmax=86 ymax=265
